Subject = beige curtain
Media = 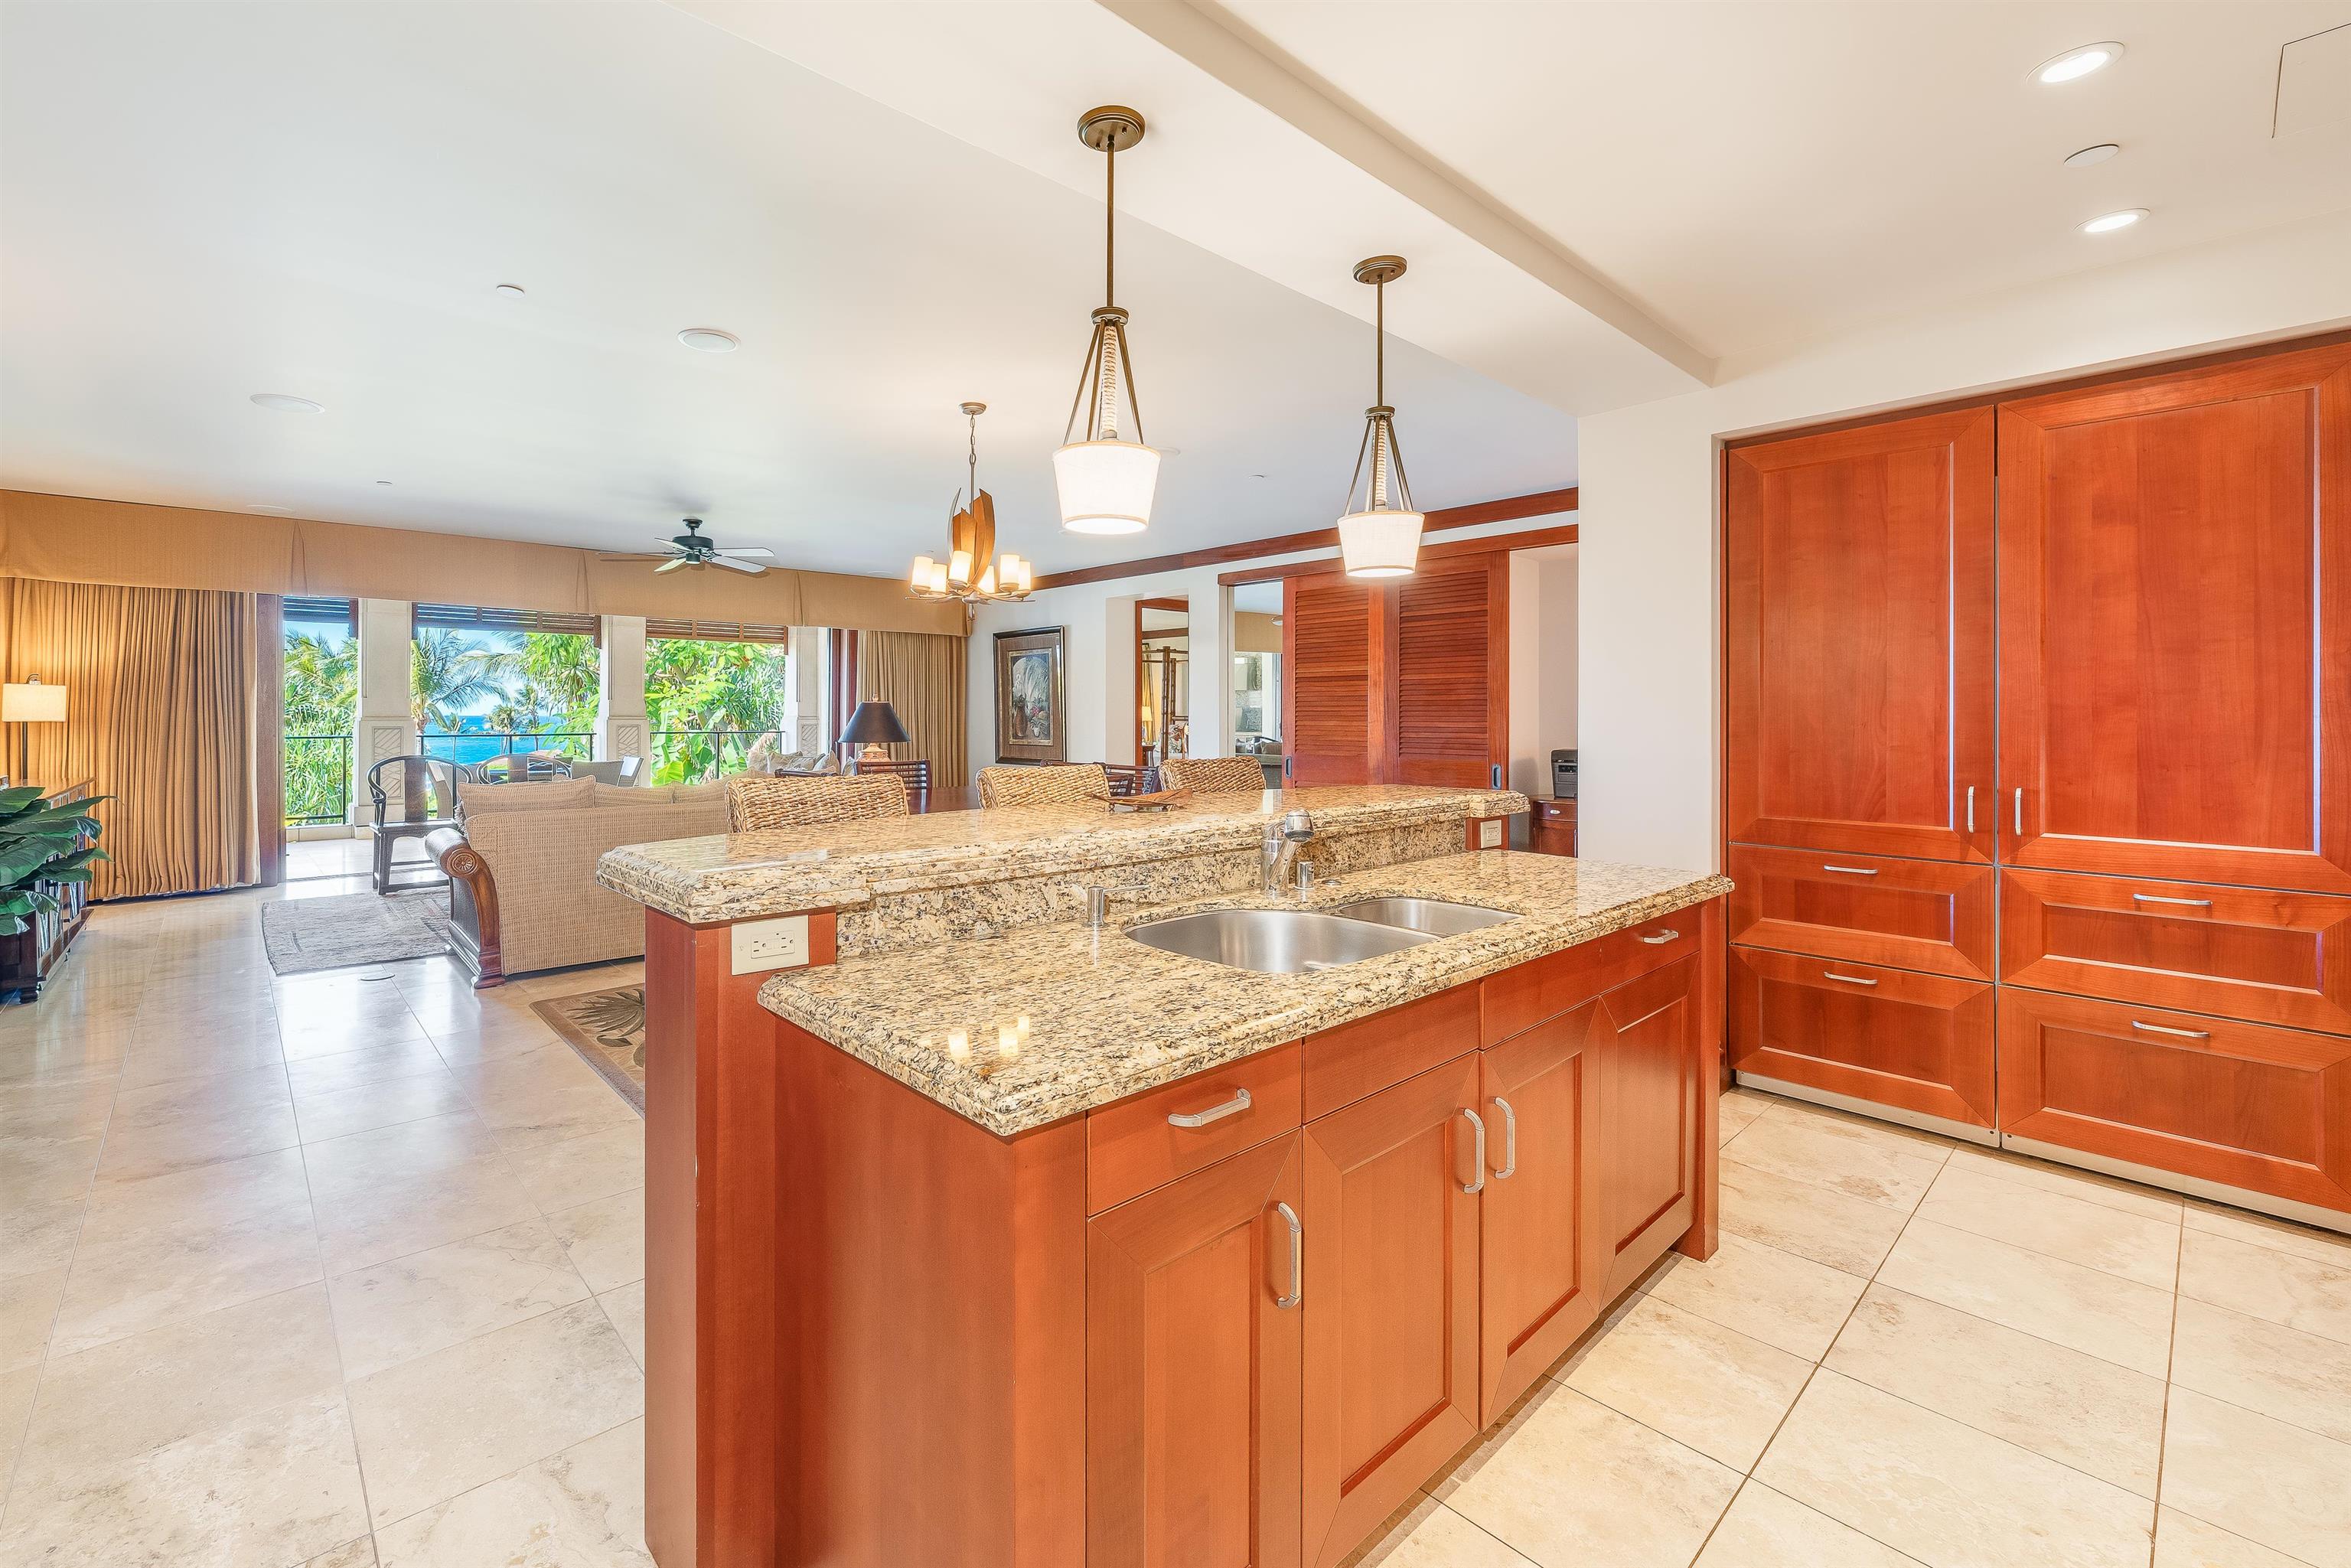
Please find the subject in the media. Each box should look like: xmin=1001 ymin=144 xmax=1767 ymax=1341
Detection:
xmin=854 ymin=631 xmax=969 ymax=789
xmin=7 ymin=580 xmax=261 ymax=899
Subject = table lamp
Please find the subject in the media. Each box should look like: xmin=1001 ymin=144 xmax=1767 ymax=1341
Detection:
xmin=2 ymin=677 xmax=67 ymax=787
xmin=837 ymin=701 xmax=910 ymax=765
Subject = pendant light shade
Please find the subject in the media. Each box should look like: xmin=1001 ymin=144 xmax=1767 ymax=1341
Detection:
xmin=1056 ymin=107 xmax=1161 ymax=536
xmin=1337 ymin=256 xmax=1423 ymax=579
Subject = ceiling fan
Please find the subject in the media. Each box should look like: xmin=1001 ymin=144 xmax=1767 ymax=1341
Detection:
xmin=602 ymin=518 xmax=774 ymax=575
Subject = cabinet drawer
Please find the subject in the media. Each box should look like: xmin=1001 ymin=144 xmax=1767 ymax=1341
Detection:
xmin=1997 ymin=989 xmax=2351 ymax=1214
xmin=1303 ymin=985 xmax=1478 ymax=1121
xmin=1482 ymin=908 xmax=1704 ymax=1046
xmin=2000 ymin=870 xmax=2351 ymax=1035
xmin=1087 ymin=1043 xmax=1303 ymax=1214
xmin=1729 ymin=946 xmax=1995 ymax=1128
xmin=1728 ymin=843 xmax=1994 ymax=980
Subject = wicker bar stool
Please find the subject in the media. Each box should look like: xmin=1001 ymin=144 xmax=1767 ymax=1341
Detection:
xmin=725 ymin=772 xmax=911 ymax=832
xmin=976 ymin=763 xmax=1113 ymax=809
xmin=1159 ymin=756 xmax=1270 ymax=794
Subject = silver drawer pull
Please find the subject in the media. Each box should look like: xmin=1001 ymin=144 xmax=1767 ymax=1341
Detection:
xmin=1167 ymin=1087 xmax=1251 ymax=1128
xmin=1821 ymin=865 xmax=1879 ymax=877
xmin=1639 ymin=929 xmax=1680 ymax=945
xmin=1823 ymin=971 xmax=1880 ymax=987
xmin=1490 ymin=1095 xmax=1518 ymax=1180
xmin=1272 ymin=1201 xmax=1303 ymax=1309
xmin=1457 ymin=1107 xmax=1488 ymax=1194
xmin=2014 ymin=786 xmax=2025 ymax=835
xmin=2131 ymin=892 xmax=2214 ymax=908
xmin=1966 ymin=784 xmax=1975 ymax=833
xmin=2130 ymin=1019 xmax=2210 ymax=1039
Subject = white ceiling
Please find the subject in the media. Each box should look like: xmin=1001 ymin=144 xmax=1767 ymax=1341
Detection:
xmin=1227 ymin=1 xmax=2351 ymax=360
xmin=0 ymin=2 xmax=1577 ymax=578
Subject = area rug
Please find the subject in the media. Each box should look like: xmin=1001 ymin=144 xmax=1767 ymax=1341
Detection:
xmin=532 ymin=984 xmax=647 ymax=1113
xmin=259 ymin=890 xmax=452 ymax=976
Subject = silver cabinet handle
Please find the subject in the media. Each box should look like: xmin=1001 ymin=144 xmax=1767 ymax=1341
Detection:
xmin=1457 ymin=1107 xmax=1487 ymax=1194
xmin=2131 ymin=892 xmax=2214 ymax=908
xmin=2131 ymin=1019 xmax=2210 ymax=1039
xmin=1166 ymin=1087 xmax=1251 ymax=1128
xmin=1823 ymin=971 xmax=1879 ymax=986
xmin=1272 ymin=1201 xmax=1303 ymax=1309
xmin=1821 ymin=865 xmax=1879 ymax=877
xmin=1639 ymin=929 xmax=1680 ymax=945
xmin=1966 ymin=784 xmax=1975 ymax=833
xmin=2014 ymin=787 xmax=2024 ymax=836
xmin=1490 ymin=1095 xmax=1518 ymax=1179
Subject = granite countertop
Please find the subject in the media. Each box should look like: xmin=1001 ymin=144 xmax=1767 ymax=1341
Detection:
xmin=597 ymin=784 xmax=1526 ymax=923
xmin=759 ymin=850 xmax=1730 ymax=1136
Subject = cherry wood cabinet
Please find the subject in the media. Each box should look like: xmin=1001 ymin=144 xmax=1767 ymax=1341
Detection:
xmin=1300 ymin=1052 xmax=1484 ymax=1568
xmin=1724 ymin=407 xmax=1997 ymax=864
xmin=1997 ymin=988 xmax=2351 ymax=1214
xmin=1596 ymin=955 xmax=1704 ymax=1296
xmin=1281 ymin=575 xmax=1381 ymax=786
xmin=1997 ymin=341 xmax=2351 ymax=893
xmin=1475 ymin=1001 xmax=1604 ymax=1425
xmin=1087 ymin=1133 xmax=1305 ymax=1568
xmin=1727 ymin=843 xmax=1994 ymax=982
xmin=2000 ymin=870 xmax=2351 ymax=1038
xmin=1729 ymin=946 xmax=1996 ymax=1129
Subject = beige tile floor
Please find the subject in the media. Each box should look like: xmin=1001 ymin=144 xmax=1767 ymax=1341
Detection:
xmin=6 ymin=885 xmax=2351 ymax=1566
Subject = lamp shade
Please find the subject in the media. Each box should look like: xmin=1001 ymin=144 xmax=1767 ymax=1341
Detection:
xmin=1053 ymin=438 xmax=1161 ymax=535
xmin=2 ymin=681 xmax=67 ymax=723
xmin=837 ymin=701 xmax=911 ymax=748
xmin=1338 ymin=510 xmax=1424 ymax=579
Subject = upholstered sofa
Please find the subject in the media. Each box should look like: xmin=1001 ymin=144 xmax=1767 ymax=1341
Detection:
xmin=423 ymin=777 xmax=728 ymax=986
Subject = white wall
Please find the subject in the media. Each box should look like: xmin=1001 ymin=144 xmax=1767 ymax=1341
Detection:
xmin=969 ymin=512 xmax=1577 ymax=771
xmin=1578 ymin=208 xmax=2351 ymax=875
xmin=1506 ymin=544 xmax=1577 ymax=796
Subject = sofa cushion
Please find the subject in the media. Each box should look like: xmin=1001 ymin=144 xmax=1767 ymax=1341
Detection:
xmin=667 ymin=781 xmax=728 ymax=807
xmin=590 ymin=782 xmax=650 ymax=807
xmin=457 ymin=775 xmax=598 ymax=816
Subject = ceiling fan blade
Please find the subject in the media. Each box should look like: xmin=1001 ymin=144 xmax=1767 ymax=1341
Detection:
xmin=654 ymin=556 xmax=692 ymax=574
xmin=715 ymin=547 xmax=777 ymax=559
xmin=709 ymin=553 xmax=766 ymax=575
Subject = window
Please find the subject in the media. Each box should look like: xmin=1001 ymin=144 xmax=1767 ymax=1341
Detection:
xmin=411 ymin=605 xmax=601 ymax=768
xmin=646 ymin=627 xmax=794 ymax=784
xmin=282 ymin=598 xmax=356 ymax=825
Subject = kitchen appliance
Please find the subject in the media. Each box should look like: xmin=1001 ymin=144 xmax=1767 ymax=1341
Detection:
xmin=1551 ymin=749 xmax=1577 ymax=800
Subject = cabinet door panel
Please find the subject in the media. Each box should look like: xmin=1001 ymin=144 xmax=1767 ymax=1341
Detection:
xmin=1479 ymin=1002 xmax=1604 ymax=1424
xmin=1386 ymin=553 xmax=1508 ymax=788
xmin=1729 ymin=947 xmax=1995 ymax=1128
xmin=1597 ymin=956 xmax=1700 ymax=1295
xmin=1087 ymin=1134 xmax=1304 ymax=1568
xmin=1283 ymin=575 xmax=1380 ymax=785
xmin=1997 ymin=989 xmax=2351 ymax=1215
xmin=1998 ymin=343 xmax=2351 ymax=892
xmin=1302 ymin=1055 xmax=1481 ymax=1568
xmin=2001 ymin=869 xmax=2351 ymax=1036
xmin=1726 ymin=409 xmax=1997 ymax=862
xmin=1727 ymin=843 xmax=1995 ymax=980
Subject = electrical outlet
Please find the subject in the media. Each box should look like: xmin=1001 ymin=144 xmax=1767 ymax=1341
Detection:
xmin=1478 ymin=819 xmax=1504 ymax=849
xmin=730 ymin=914 xmax=811 ymax=975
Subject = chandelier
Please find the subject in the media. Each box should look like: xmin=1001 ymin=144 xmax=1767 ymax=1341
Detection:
xmin=910 ymin=402 xmax=1032 ymax=602
xmin=1052 ymin=106 xmax=1162 ymax=536
xmin=1336 ymin=255 xmax=1423 ymax=579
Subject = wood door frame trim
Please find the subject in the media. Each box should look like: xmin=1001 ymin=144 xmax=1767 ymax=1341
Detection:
xmin=1031 ymin=487 xmax=1577 ymax=592
xmin=1219 ymin=524 xmax=1577 ymax=587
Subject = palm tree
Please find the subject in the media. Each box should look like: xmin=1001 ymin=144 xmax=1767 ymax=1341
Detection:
xmin=410 ymin=629 xmax=513 ymax=734
xmin=485 ymin=680 xmax=553 ymax=741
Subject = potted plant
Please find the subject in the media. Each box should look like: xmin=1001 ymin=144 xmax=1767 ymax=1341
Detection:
xmin=0 ymin=784 xmax=107 ymax=935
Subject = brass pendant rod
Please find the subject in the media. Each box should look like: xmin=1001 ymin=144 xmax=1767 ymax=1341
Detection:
xmin=1104 ymin=132 xmax=1116 ymax=311
xmin=1374 ymin=276 xmax=1385 ymax=406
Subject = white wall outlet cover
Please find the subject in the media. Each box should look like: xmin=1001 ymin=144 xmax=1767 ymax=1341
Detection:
xmin=1479 ymin=819 xmax=1504 ymax=849
xmin=730 ymin=914 xmax=811 ymax=975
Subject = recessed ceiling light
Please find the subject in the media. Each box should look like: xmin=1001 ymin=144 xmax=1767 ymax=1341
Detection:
xmin=374 ymin=479 xmax=393 ymax=486
xmin=2034 ymin=42 xmax=2124 ymax=83
xmin=677 ymin=328 xmax=740 ymax=354
xmin=2063 ymin=142 xmax=2121 ymax=168
xmin=250 ymin=393 xmax=324 ymax=413
xmin=2081 ymin=208 xmax=2148 ymax=234
xmin=494 ymin=282 xmax=526 ymax=296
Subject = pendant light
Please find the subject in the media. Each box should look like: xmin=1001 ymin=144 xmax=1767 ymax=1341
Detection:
xmin=910 ymin=402 xmax=1032 ymax=603
xmin=1053 ymin=106 xmax=1161 ymax=536
xmin=1336 ymin=255 xmax=1423 ymax=579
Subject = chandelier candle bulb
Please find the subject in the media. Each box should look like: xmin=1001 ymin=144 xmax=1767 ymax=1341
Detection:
xmin=905 ymin=401 xmax=1034 ymax=604
xmin=910 ymin=556 xmax=935 ymax=590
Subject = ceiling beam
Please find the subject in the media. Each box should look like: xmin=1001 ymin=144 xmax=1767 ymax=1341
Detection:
xmin=1029 ymin=486 xmax=1577 ymax=592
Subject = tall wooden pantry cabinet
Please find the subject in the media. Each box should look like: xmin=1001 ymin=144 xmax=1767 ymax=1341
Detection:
xmin=1724 ymin=335 xmax=2351 ymax=1224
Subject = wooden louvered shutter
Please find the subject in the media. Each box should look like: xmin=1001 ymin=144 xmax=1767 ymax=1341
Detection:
xmin=1281 ymin=575 xmax=1381 ymax=784
xmin=1384 ymin=553 xmax=1508 ymax=787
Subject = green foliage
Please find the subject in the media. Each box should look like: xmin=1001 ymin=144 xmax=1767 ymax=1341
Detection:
xmin=0 ymin=785 xmax=108 ymax=935
xmin=410 ymin=629 xmax=515 ymax=734
xmin=282 ymin=630 xmax=359 ymax=825
xmin=516 ymin=633 xmax=601 ymax=737
xmin=645 ymin=637 xmax=791 ymax=784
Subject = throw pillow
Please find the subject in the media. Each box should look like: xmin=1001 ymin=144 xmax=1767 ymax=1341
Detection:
xmin=455 ymin=775 xmax=598 ymax=815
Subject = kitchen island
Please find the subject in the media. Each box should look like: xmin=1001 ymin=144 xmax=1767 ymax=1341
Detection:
xmin=598 ymin=785 xmax=1728 ymax=1568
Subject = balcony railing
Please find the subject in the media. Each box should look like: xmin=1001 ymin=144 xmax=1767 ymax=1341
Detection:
xmin=417 ymin=731 xmax=596 ymax=774
xmin=283 ymin=735 xmax=353 ymax=826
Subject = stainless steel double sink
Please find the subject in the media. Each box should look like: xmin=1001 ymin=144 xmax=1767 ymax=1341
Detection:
xmin=1127 ymin=896 xmax=1518 ymax=974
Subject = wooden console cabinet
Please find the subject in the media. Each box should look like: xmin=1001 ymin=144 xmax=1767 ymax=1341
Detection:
xmin=644 ymin=897 xmax=1722 ymax=1568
